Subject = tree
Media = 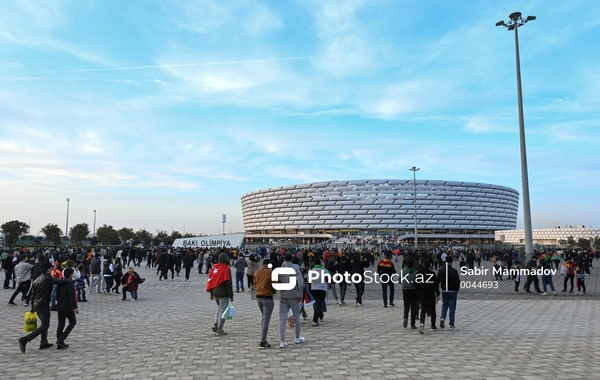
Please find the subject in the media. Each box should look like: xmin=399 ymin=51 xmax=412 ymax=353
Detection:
xmin=135 ymin=229 xmax=152 ymax=246
xmin=153 ymin=230 xmax=170 ymax=246
xmin=0 ymin=220 xmax=30 ymax=245
xmin=96 ymin=224 xmax=121 ymax=245
xmin=577 ymin=238 xmax=591 ymax=250
xmin=594 ymin=236 xmax=600 ymax=251
xmin=118 ymin=227 xmax=135 ymax=244
xmin=182 ymin=232 xmax=196 ymax=238
xmin=70 ymin=223 xmax=90 ymax=246
xmin=41 ymin=223 xmax=63 ymax=245
xmin=566 ymin=236 xmax=575 ymax=248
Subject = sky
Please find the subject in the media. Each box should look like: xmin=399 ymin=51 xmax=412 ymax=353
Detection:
xmin=1 ymin=0 xmax=599 ymax=238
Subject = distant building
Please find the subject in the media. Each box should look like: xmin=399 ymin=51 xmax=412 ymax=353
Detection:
xmin=495 ymin=227 xmax=600 ymax=246
xmin=241 ymin=179 xmax=519 ymax=246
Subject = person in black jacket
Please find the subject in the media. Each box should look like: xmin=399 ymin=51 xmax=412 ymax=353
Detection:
xmin=55 ymin=268 xmax=78 ymax=349
xmin=335 ymin=255 xmax=351 ymax=306
xmin=18 ymin=262 xmax=72 ymax=353
xmin=183 ymin=251 xmax=195 ymax=281
xmin=437 ymin=256 xmax=460 ymax=330
xmin=415 ymin=259 xmax=439 ymax=334
xmin=350 ymin=253 xmax=370 ymax=307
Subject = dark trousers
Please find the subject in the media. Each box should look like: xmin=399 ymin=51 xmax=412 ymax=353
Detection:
xmin=403 ymin=289 xmax=418 ymax=326
xmin=56 ymin=309 xmax=77 ymax=343
xmin=339 ymin=282 xmax=348 ymax=303
xmin=381 ymin=282 xmax=394 ymax=306
xmin=197 ymin=262 xmax=203 ymax=274
xmin=419 ymin=298 xmax=436 ymax=327
xmin=312 ymin=290 xmax=326 ymax=322
xmin=104 ymin=276 xmax=114 ymax=291
xmin=4 ymin=270 xmax=12 ymax=288
xmin=563 ymin=274 xmax=574 ymax=292
xmin=185 ymin=266 xmax=191 ymax=280
xmin=168 ymin=267 xmax=175 ymax=279
xmin=524 ymin=275 xmax=540 ymax=292
xmin=112 ymin=275 xmax=122 ymax=293
xmin=514 ymin=280 xmax=520 ymax=292
xmin=354 ymin=282 xmax=365 ymax=303
xmin=10 ymin=280 xmax=31 ymax=303
xmin=25 ymin=304 xmax=51 ymax=345
xmin=246 ymin=274 xmax=254 ymax=289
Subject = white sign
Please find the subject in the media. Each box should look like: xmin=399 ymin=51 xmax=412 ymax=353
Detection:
xmin=172 ymin=233 xmax=245 ymax=249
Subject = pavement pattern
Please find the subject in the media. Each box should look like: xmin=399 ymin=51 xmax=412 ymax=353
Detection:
xmin=1 ymin=258 xmax=598 ymax=380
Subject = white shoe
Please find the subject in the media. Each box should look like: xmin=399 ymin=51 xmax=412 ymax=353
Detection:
xmin=295 ymin=336 xmax=305 ymax=344
xmin=131 ymin=299 xmax=136 ymax=302
xmin=542 ymin=292 xmax=547 ymax=296
xmin=279 ymin=341 xmax=288 ymax=349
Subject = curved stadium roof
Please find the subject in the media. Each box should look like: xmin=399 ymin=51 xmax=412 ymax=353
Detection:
xmin=241 ymin=180 xmax=519 ymax=232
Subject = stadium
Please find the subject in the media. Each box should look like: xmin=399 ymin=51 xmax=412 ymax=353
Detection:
xmin=241 ymin=179 xmax=519 ymax=246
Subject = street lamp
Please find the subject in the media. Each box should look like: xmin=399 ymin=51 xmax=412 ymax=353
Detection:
xmin=409 ymin=167 xmax=420 ymax=249
xmin=93 ymin=210 xmax=97 ymax=237
xmin=65 ymin=198 xmax=70 ymax=237
xmin=497 ymin=12 xmax=536 ymax=265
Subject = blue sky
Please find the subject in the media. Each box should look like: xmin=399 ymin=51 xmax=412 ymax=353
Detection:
xmin=1 ymin=0 xmax=599 ymax=237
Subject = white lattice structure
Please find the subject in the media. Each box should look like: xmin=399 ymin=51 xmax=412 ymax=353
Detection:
xmin=241 ymin=179 xmax=519 ymax=242
xmin=495 ymin=228 xmax=600 ymax=245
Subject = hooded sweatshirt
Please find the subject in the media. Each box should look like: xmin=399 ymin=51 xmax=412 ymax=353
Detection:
xmin=278 ymin=261 xmax=304 ymax=299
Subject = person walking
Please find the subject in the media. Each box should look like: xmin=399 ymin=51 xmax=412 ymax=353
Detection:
xmin=376 ymin=253 xmax=396 ymax=308
xmin=437 ymin=256 xmax=460 ymax=331
xmin=540 ymin=253 xmax=557 ymax=296
xmin=102 ymin=256 xmax=114 ymax=295
xmin=245 ymin=254 xmax=259 ymax=291
xmin=233 ymin=255 xmax=247 ymax=292
xmin=277 ymin=254 xmax=305 ymax=348
xmin=415 ymin=259 xmax=440 ymax=334
xmin=523 ymin=256 xmax=542 ymax=293
xmin=112 ymin=257 xmax=123 ymax=295
xmin=18 ymin=262 xmax=72 ymax=353
xmin=401 ymin=257 xmax=418 ymax=329
xmin=206 ymin=253 xmax=234 ymax=336
xmin=55 ymin=268 xmax=78 ymax=349
xmin=183 ymin=251 xmax=195 ymax=281
xmin=309 ymin=258 xmax=329 ymax=326
xmin=8 ymin=255 xmax=34 ymax=306
xmin=562 ymin=258 xmax=576 ymax=293
xmin=253 ymin=259 xmax=276 ymax=348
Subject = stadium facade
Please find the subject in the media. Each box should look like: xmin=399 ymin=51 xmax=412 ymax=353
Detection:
xmin=495 ymin=227 xmax=600 ymax=246
xmin=241 ymin=179 xmax=519 ymax=246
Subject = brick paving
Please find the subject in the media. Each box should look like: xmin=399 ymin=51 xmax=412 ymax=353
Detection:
xmin=1 ymin=259 xmax=598 ymax=380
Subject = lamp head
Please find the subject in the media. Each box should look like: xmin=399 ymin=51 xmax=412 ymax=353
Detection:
xmin=495 ymin=20 xmax=505 ymax=27
xmin=526 ymin=15 xmax=536 ymax=21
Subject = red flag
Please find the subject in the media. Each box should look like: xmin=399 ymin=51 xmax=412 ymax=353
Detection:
xmin=206 ymin=263 xmax=231 ymax=292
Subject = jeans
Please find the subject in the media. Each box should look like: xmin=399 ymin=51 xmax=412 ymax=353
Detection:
xmin=214 ymin=297 xmax=229 ymax=332
xmin=403 ymin=289 xmax=418 ymax=326
xmin=541 ymin=274 xmax=555 ymax=292
xmin=257 ymin=297 xmax=274 ymax=343
xmin=279 ymin=298 xmax=301 ymax=342
xmin=122 ymin=285 xmax=137 ymax=300
xmin=235 ymin=272 xmax=244 ymax=291
xmin=25 ymin=304 xmax=51 ymax=345
xmin=330 ymin=283 xmax=339 ymax=302
xmin=339 ymin=282 xmax=348 ymax=303
xmin=440 ymin=291 xmax=457 ymax=327
xmin=354 ymin=282 xmax=365 ymax=303
xmin=77 ymin=286 xmax=87 ymax=301
xmin=51 ymin=284 xmax=57 ymax=307
xmin=56 ymin=309 xmax=77 ymax=343
xmin=246 ymin=274 xmax=254 ymax=289
xmin=381 ymin=282 xmax=394 ymax=306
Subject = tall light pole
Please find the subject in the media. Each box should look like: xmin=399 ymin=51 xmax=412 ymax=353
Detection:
xmin=222 ymin=214 xmax=226 ymax=236
xmin=409 ymin=167 xmax=420 ymax=249
xmin=497 ymin=12 xmax=536 ymax=264
xmin=93 ymin=209 xmax=97 ymax=236
xmin=65 ymin=198 xmax=70 ymax=237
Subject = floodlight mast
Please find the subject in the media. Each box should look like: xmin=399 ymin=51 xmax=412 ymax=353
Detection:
xmin=496 ymin=12 xmax=536 ymax=266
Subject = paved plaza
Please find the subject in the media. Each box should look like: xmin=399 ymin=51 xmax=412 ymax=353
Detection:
xmin=1 ymin=259 xmax=599 ymax=380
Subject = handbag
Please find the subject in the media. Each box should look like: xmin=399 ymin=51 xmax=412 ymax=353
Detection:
xmin=24 ymin=311 xmax=38 ymax=333
xmin=221 ymin=304 xmax=236 ymax=320
xmin=560 ymin=265 xmax=567 ymax=276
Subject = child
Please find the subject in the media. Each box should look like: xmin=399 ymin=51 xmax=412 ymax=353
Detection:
xmin=575 ymin=266 xmax=586 ymax=295
xmin=513 ymin=261 xmax=522 ymax=294
xmin=76 ymin=265 xmax=87 ymax=302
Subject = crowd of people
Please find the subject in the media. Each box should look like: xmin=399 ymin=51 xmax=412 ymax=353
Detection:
xmin=2 ymin=244 xmax=596 ymax=352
